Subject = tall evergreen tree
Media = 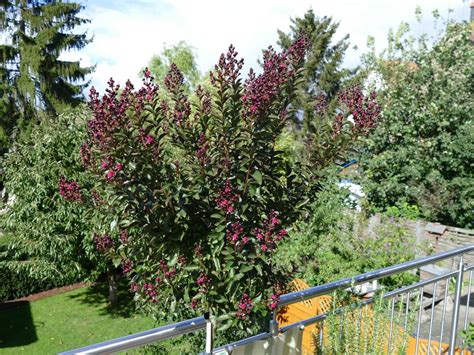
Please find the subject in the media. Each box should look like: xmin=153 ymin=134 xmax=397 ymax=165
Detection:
xmin=278 ymin=9 xmax=351 ymax=132
xmin=0 ymin=0 xmax=93 ymax=128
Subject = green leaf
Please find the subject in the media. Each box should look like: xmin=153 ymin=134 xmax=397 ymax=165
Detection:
xmin=112 ymin=257 xmax=122 ymax=268
xmin=252 ymin=170 xmax=262 ymax=185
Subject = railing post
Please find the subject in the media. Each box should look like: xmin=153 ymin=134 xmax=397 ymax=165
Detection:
xmin=448 ymin=256 xmax=464 ymax=355
xmin=205 ymin=312 xmax=213 ymax=354
xmin=269 ymin=311 xmax=279 ymax=336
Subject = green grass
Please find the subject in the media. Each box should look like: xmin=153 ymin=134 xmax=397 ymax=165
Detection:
xmin=0 ymin=280 xmax=160 ymax=354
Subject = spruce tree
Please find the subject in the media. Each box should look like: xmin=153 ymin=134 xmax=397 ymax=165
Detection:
xmin=278 ymin=9 xmax=351 ymax=132
xmin=0 ymin=0 xmax=93 ymax=122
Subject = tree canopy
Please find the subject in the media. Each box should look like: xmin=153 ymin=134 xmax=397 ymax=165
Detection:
xmin=361 ymin=20 xmax=473 ymax=228
xmin=0 ymin=0 xmax=93 ymax=152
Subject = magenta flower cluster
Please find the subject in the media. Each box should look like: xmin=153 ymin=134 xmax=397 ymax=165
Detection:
xmin=253 ymin=211 xmax=287 ymax=252
xmin=215 ymin=180 xmax=239 ymax=214
xmin=236 ymin=293 xmax=253 ymax=320
xmin=122 ymin=259 xmax=133 ymax=274
xmin=210 ymin=44 xmax=244 ymax=87
xmin=94 ymin=233 xmax=114 ymax=252
xmin=164 ymin=63 xmax=184 ymax=92
xmin=87 ymin=74 xmax=158 ymax=151
xmin=58 ymin=176 xmax=82 ymax=202
xmin=143 ymin=282 xmax=159 ymax=303
xmin=242 ymin=35 xmax=309 ymax=119
xmin=133 ymin=259 xmax=182 ymax=303
xmin=99 ymin=157 xmax=123 ymax=181
xmin=337 ymin=86 xmax=381 ymax=135
xmin=226 ymin=221 xmax=248 ymax=245
xmin=268 ymin=293 xmax=280 ymax=311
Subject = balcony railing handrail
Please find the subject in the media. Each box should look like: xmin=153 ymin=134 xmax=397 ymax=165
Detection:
xmin=59 ymin=315 xmax=208 ymax=355
xmin=277 ymin=244 xmax=474 ymax=308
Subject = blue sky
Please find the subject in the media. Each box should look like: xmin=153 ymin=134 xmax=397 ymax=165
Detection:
xmin=65 ymin=0 xmax=470 ymax=93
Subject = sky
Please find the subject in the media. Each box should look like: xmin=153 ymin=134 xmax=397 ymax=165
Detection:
xmin=65 ymin=0 xmax=470 ymax=94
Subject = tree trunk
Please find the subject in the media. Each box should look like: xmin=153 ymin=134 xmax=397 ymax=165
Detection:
xmin=107 ymin=269 xmax=118 ymax=305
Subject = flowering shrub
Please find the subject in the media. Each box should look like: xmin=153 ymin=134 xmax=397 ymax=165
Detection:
xmin=64 ymin=35 xmax=379 ymax=337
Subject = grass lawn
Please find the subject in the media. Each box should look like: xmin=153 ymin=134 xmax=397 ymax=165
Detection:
xmin=0 ymin=280 xmax=162 ymax=354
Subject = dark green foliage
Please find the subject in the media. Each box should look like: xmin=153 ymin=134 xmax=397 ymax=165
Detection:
xmin=361 ymin=21 xmax=473 ymax=228
xmin=277 ymin=9 xmax=352 ymax=131
xmin=0 ymin=0 xmax=93 ymax=152
xmin=0 ymin=106 xmax=107 ymax=301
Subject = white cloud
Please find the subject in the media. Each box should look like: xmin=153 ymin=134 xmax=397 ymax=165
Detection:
xmin=61 ymin=0 xmax=469 ymax=94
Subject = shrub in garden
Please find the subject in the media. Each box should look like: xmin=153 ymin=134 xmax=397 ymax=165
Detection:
xmin=361 ymin=20 xmax=473 ymax=228
xmin=0 ymin=107 xmax=108 ymax=301
xmin=66 ymin=35 xmax=380 ymax=344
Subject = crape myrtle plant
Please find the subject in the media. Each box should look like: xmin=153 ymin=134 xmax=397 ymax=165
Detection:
xmin=62 ymin=35 xmax=380 ymax=339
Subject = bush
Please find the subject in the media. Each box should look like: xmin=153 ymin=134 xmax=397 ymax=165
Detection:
xmin=64 ymin=34 xmax=380 ymax=347
xmin=0 ymin=107 xmax=108 ymax=301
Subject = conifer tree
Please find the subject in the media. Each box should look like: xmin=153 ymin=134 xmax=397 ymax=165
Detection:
xmin=0 ymin=0 xmax=93 ymax=125
xmin=278 ymin=9 xmax=352 ymax=132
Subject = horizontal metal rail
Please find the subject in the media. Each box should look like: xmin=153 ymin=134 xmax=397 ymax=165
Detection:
xmin=278 ymin=244 xmax=474 ymax=308
xmin=278 ymin=269 xmax=458 ymax=334
xmin=59 ymin=315 xmax=208 ymax=354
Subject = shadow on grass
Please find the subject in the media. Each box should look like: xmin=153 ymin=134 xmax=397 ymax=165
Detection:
xmin=0 ymin=301 xmax=38 ymax=348
xmin=67 ymin=277 xmax=139 ymax=319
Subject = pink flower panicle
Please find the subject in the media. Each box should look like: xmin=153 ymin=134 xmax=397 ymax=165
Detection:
xmin=236 ymin=293 xmax=253 ymax=320
xmin=122 ymin=260 xmax=133 ymax=274
xmin=196 ymin=273 xmax=211 ymax=288
xmin=268 ymin=293 xmax=280 ymax=310
xmin=210 ymin=44 xmax=244 ymax=87
xmin=242 ymin=35 xmax=309 ymax=119
xmin=337 ymin=86 xmax=381 ymax=135
xmin=253 ymin=211 xmax=287 ymax=253
xmin=130 ymin=283 xmax=140 ymax=293
xmin=178 ymin=255 xmax=187 ymax=265
xmin=164 ymin=63 xmax=184 ymax=92
xmin=215 ymin=180 xmax=239 ymax=214
xmin=227 ymin=222 xmax=242 ymax=242
xmin=144 ymin=67 xmax=152 ymax=79
xmin=159 ymin=259 xmax=177 ymax=279
xmin=87 ymin=77 xmax=158 ymax=150
xmin=94 ymin=233 xmax=114 ymax=252
xmin=143 ymin=283 xmax=158 ymax=302
xmin=59 ymin=176 xmax=82 ymax=202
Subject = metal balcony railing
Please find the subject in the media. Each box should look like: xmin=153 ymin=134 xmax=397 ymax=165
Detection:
xmin=60 ymin=244 xmax=474 ymax=355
